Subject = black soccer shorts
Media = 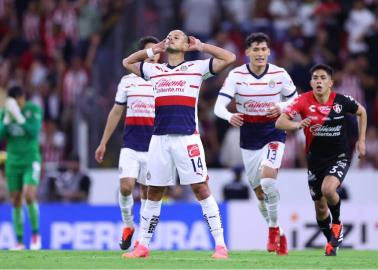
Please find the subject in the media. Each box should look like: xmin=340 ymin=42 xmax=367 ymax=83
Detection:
xmin=307 ymin=157 xmax=351 ymax=201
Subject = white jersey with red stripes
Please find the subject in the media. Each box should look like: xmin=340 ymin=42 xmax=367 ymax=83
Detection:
xmin=115 ymin=74 xmax=155 ymax=151
xmin=141 ymin=59 xmax=214 ymax=135
xmin=219 ymin=63 xmax=296 ymax=150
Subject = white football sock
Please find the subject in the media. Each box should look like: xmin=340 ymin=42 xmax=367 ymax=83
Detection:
xmin=199 ymin=195 xmax=226 ymax=247
xmin=258 ymin=199 xmax=269 ymax=224
xmin=261 ymin=178 xmax=280 ymax=228
xmin=139 ymin=200 xmax=162 ymax=247
xmin=118 ymin=192 xmax=134 ymax=228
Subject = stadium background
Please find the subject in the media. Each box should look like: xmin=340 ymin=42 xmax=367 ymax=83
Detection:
xmin=0 ymin=0 xmax=377 ymax=251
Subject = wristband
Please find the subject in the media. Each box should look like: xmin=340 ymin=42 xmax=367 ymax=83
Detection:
xmin=146 ymin=48 xmax=155 ymax=58
xmin=198 ymin=42 xmax=204 ymax=51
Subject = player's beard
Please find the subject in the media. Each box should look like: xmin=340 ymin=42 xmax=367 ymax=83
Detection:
xmin=166 ymin=47 xmax=180 ymax=54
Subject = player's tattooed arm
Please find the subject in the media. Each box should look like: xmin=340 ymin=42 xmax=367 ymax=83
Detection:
xmin=355 ymin=103 xmax=367 ymax=158
xmin=275 ymin=113 xmax=311 ymax=131
xmin=187 ymin=36 xmax=236 ymax=74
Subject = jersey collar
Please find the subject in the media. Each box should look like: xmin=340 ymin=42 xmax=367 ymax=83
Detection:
xmin=246 ymin=63 xmax=269 ymax=79
xmin=166 ymin=60 xmax=187 ymax=70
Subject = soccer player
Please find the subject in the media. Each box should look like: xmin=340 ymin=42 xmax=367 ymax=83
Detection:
xmin=122 ymin=29 xmax=236 ymax=259
xmin=275 ymin=64 xmax=367 ymax=256
xmin=95 ymin=36 xmax=160 ymax=250
xmin=214 ymin=32 xmax=297 ymax=255
xmin=0 ymin=86 xmax=43 ymax=250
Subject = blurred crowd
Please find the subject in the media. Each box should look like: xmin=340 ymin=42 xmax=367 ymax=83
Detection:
xmin=0 ymin=0 xmax=377 ymax=203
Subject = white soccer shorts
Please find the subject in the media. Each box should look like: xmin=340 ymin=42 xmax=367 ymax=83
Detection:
xmin=147 ymin=134 xmax=207 ymax=186
xmin=118 ymin=147 xmax=148 ymax=185
xmin=241 ymin=141 xmax=285 ymax=189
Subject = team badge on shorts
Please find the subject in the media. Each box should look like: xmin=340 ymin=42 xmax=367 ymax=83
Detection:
xmin=268 ymin=142 xmax=279 ymax=150
xmin=146 ymin=171 xmax=151 ymax=180
xmin=187 ymin=144 xmax=200 ymax=157
xmin=309 ymin=187 xmax=316 ymax=198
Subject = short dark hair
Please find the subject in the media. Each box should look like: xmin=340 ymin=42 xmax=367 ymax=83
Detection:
xmin=245 ymin=32 xmax=271 ymax=48
xmin=310 ymin=64 xmax=334 ymax=77
xmin=7 ymin=86 xmax=24 ymax=99
xmin=138 ymin=36 xmax=159 ymax=50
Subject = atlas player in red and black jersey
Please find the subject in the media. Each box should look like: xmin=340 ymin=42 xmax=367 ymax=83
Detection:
xmin=275 ymin=64 xmax=367 ymax=256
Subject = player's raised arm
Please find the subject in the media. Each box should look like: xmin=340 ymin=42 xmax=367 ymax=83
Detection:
xmin=186 ymin=36 xmax=236 ymax=73
xmin=355 ymin=103 xmax=367 ymax=158
xmin=95 ymin=104 xmax=125 ymax=163
xmin=275 ymin=113 xmax=311 ymax=131
xmin=122 ymin=39 xmax=168 ymax=77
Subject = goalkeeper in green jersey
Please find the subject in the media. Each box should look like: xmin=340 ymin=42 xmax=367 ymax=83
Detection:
xmin=0 ymin=86 xmax=43 ymax=250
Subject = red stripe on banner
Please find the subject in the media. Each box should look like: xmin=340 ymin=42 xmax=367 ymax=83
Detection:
xmin=276 ymin=82 xmax=282 ymax=84
xmin=189 ymin=85 xmax=199 ymax=89
xmin=155 ymin=95 xmax=196 ymax=107
xmin=243 ymin=114 xmax=277 ymax=123
xmin=267 ymin=71 xmax=284 ymax=74
xmin=236 ymin=91 xmax=281 ymax=97
xmin=137 ymin=84 xmax=153 ymax=87
xmin=236 ymin=82 xmax=242 ymax=85
xmin=127 ymin=94 xmax=154 ymax=98
xmin=125 ymin=117 xmax=154 ymax=126
xmin=150 ymin=73 xmax=202 ymax=79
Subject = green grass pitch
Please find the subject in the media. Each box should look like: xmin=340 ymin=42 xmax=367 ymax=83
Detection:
xmin=1 ymin=250 xmax=377 ymax=269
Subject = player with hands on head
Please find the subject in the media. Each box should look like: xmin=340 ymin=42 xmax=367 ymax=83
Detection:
xmin=0 ymin=86 xmax=43 ymax=250
xmin=122 ymin=29 xmax=235 ymax=259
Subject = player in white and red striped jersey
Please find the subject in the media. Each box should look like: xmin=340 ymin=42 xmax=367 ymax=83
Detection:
xmin=95 ymin=36 xmax=160 ymax=251
xmin=122 ymin=29 xmax=236 ymax=259
xmin=214 ymin=33 xmax=298 ymax=256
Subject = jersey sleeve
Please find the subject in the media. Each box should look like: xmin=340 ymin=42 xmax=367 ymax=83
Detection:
xmin=140 ymin=61 xmax=159 ymax=80
xmin=280 ymin=70 xmax=297 ymax=97
xmin=218 ymin=70 xmax=237 ymax=100
xmin=114 ymin=78 xmax=128 ymax=105
xmin=194 ymin=58 xmax=215 ymax=80
xmin=284 ymin=95 xmax=303 ymax=119
xmin=342 ymin=95 xmax=359 ymax=114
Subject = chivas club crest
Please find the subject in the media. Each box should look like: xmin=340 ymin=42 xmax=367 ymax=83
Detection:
xmin=180 ymin=65 xmax=188 ymax=71
xmin=268 ymin=80 xmax=276 ymax=88
xmin=333 ymin=103 xmax=342 ymax=114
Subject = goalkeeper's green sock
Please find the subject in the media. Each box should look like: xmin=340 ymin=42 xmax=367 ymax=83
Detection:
xmin=12 ymin=207 xmax=24 ymax=243
xmin=27 ymin=202 xmax=40 ymax=235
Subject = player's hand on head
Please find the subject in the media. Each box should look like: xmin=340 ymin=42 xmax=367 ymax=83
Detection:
xmin=186 ymin=36 xmax=203 ymax=52
xmin=266 ymin=105 xmax=281 ymax=118
xmin=229 ymin=113 xmax=244 ymax=127
xmin=5 ymin=97 xmax=25 ymax=124
xmin=356 ymin=140 xmax=366 ymax=159
xmin=95 ymin=144 xmax=106 ymax=163
xmin=153 ymin=39 xmax=168 ymax=54
xmin=298 ymin=118 xmax=311 ymax=129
